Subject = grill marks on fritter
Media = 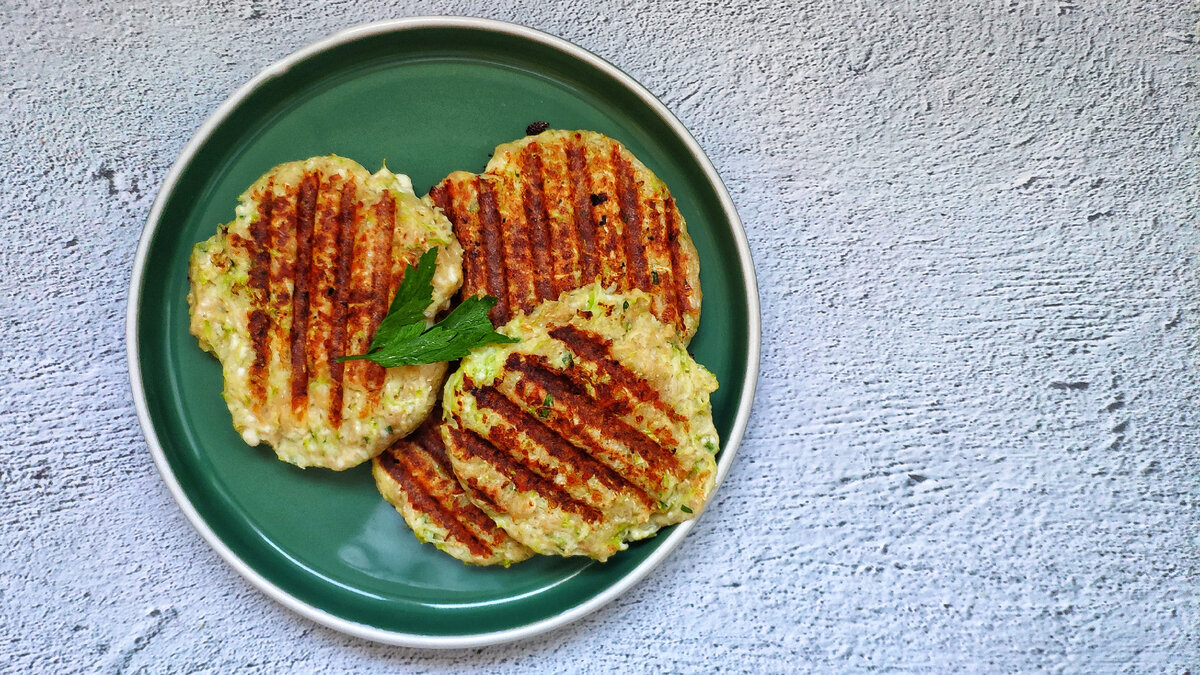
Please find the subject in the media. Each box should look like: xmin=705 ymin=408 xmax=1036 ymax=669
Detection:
xmin=379 ymin=420 xmax=512 ymax=560
xmin=288 ymin=174 xmax=318 ymax=415
xmin=612 ymin=147 xmax=651 ymax=292
xmin=430 ymin=178 xmax=510 ymax=325
xmin=448 ymin=425 xmax=604 ymax=524
xmin=664 ymin=196 xmax=693 ymax=322
xmin=342 ymin=191 xmax=378 ymax=389
xmin=325 ymin=180 xmax=357 ymax=428
xmin=548 ymin=324 xmax=685 ymax=431
xmin=435 ymin=134 xmax=692 ymax=333
xmin=477 ymin=180 xmax=510 ymax=325
xmin=265 ymin=186 xmax=297 ymax=411
xmin=246 ymin=183 xmax=273 ymax=410
xmin=505 ymin=354 xmax=682 ymax=485
xmin=646 ymin=200 xmax=679 ymax=330
xmin=566 ymin=142 xmax=600 ymax=283
xmin=586 ymin=151 xmax=627 ymax=294
xmin=519 ymin=145 xmax=554 ymax=301
xmin=240 ymin=172 xmax=402 ymax=429
xmin=540 ymin=144 xmax=578 ymax=298
xmin=495 ymin=170 xmax=536 ymax=320
xmin=364 ymin=192 xmax=396 ymax=393
xmin=471 ymin=387 xmax=656 ymax=511
xmin=428 ymin=181 xmax=477 ymax=311
xmin=452 ymin=340 xmax=683 ymax=519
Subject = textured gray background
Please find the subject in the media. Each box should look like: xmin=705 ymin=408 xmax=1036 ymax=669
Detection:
xmin=2 ymin=0 xmax=1197 ymax=672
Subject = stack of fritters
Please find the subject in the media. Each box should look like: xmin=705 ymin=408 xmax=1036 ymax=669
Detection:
xmin=372 ymin=131 xmax=719 ymax=564
xmin=187 ymin=131 xmax=719 ymax=565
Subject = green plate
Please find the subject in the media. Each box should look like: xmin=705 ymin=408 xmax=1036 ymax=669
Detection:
xmin=127 ymin=17 xmax=759 ymax=647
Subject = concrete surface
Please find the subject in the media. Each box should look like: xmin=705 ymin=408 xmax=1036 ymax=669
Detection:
xmin=2 ymin=0 xmax=1198 ymax=672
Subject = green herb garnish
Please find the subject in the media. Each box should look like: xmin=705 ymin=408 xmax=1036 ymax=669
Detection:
xmin=680 ymin=505 xmax=694 ymax=514
xmin=339 ymin=247 xmax=518 ymax=367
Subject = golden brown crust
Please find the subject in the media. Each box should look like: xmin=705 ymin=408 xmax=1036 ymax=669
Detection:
xmin=188 ymin=156 xmax=462 ymax=470
xmin=440 ymin=286 xmax=720 ymax=561
xmin=373 ymin=414 xmax=534 ymax=566
xmin=427 ymin=130 xmax=702 ymax=341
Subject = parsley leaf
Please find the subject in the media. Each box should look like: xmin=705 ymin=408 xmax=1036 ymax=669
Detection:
xmin=339 ymin=247 xmax=518 ymax=367
xmin=371 ymin=247 xmax=437 ymax=343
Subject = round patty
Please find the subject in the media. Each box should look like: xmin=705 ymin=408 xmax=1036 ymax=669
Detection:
xmin=441 ymin=284 xmax=719 ymax=561
xmin=188 ymin=155 xmax=463 ymax=470
xmin=427 ymin=129 xmax=703 ymax=342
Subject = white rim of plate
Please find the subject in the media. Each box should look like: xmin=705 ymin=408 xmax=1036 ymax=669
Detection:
xmin=125 ymin=16 xmax=761 ymax=649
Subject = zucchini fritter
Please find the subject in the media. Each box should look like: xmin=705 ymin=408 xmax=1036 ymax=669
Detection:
xmin=442 ymin=285 xmax=719 ymax=561
xmin=188 ymin=156 xmax=463 ymax=470
xmin=427 ymin=129 xmax=702 ymax=342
